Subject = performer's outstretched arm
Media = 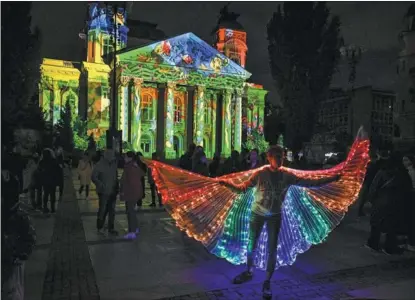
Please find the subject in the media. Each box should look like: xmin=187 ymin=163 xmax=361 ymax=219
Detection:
xmin=284 ymin=172 xmax=341 ymax=188
xmin=220 ymin=172 xmax=259 ymax=193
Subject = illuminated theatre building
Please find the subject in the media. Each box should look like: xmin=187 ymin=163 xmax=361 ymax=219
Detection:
xmin=39 ymin=3 xmax=267 ymax=159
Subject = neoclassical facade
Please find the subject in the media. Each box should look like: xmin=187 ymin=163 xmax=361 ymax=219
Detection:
xmin=39 ymin=3 xmax=267 ymax=159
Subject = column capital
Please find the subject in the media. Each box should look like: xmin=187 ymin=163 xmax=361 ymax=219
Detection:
xmin=52 ymin=81 xmax=60 ymax=90
xmin=196 ymin=85 xmax=206 ymax=92
xmin=133 ymin=78 xmax=144 ymax=87
xmin=235 ymin=88 xmax=244 ymax=97
xmin=224 ymin=88 xmax=233 ymax=97
xmin=167 ymin=81 xmax=176 ymax=89
xmin=120 ymin=75 xmax=131 ymax=87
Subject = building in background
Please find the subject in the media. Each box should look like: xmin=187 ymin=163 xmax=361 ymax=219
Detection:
xmin=318 ymin=86 xmax=395 ymax=147
xmin=38 ymin=3 xmax=267 ymax=159
xmin=395 ymin=4 xmax=415 ymax=150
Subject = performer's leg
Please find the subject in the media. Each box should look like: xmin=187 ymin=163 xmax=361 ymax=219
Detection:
xmin=233 ymin=213 xmax=264 ymax=284
xmin=265 ymin=214 xmax=282 ymax=281
xmin=247 ymin=213 xmax=265 ymax=272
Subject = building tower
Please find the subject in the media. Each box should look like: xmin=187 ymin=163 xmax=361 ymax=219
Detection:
xmin=212 ymin=4 xmax=248 ymax=68
xmin=86 ymin=2 xmax=129 ymax=64
xmin=396 ymin=4 xmax=415 ymax=146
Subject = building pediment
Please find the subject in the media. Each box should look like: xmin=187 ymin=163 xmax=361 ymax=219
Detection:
xmin=117 ymin=32 xmax=251 ymax=79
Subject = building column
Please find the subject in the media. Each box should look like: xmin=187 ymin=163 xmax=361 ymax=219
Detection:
xmin=211 ymin=93 xmax=217 ymax=157
xmin=242 ymin=94 xmax=248 ymax=145
xmin=222 ymin=89 xmax=232 ymax=157
xmin=118 ymin=76 xmax=130 ymax=142
xmin=257 ymin=90 xmax=267 ymax=133
xmin=234 ymin=88 xmax=243 ymax=152
xmin=194 ymin=85 xmax=206 ymax=146
xmin=216 ymin=92 xmax=223 ymax=155
xmin=165 ymin=81 xmax=176 ymax=159
xmin=156 ymin=84 xmax=166 ymax=158
xmin=186 ymin=87 xmax=195 ymax=148
xmin=52 ymin=81 xmax=61 ymax=125
xmin=131 ymin=78 xmax=143 ymax=151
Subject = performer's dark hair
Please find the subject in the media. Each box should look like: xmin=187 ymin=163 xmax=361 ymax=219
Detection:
xmin=267 ymin=146 xmax=284 ymax=159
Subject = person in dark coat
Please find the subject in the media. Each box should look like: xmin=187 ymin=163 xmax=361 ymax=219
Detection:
xmin=38 ymin=149 xmax=60 ymax=213
xmin=366 ymin=153 xmax=412 ymax=254
xmin=91 ymin=149 xmax=119 ymax=235
xmin=239 ymin=148 xmax=250 ymax=171
xmin=222 ymin=150 xmax=241 ymax=175
xmin=192 ymin=146 xmax=209 ymax=176
xmin=179 ymin=143 xmax=196 ymax=171
xmin=358 ymin=150 xmax=389 ymax=216
xmin=2 ymin=155 xmax=36 ymax=299
xmin=54 ymin=146 xmax=65 ymax=200
xmin=120 ymin=151 xmax=144 ymax=239
xmin=135 ymin=152 xmax=147 ymax=208
xmin=29 ymin=154 xmax=42 ymax=210
xmin=209 ymin=153 xmax=221 ymax=177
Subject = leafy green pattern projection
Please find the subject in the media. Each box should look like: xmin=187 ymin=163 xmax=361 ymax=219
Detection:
xmin=131 ymin=82 xmax=142 ymax=151
xmin=87 ymin=80 xmax=110 ymax=138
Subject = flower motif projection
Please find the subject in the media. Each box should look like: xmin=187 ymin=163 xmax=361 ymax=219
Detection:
xmin=144 ymin=128 xmax=370 ymax=270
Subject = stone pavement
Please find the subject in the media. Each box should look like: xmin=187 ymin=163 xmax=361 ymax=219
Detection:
xmin=22 ymin=169 xmax=415 ymax=300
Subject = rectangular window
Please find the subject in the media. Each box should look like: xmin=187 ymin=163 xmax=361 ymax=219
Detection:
xmin=140 ymin=141 xmax=150 ymax=153
xmin=102 ymin=36 xmax=113 ymax=56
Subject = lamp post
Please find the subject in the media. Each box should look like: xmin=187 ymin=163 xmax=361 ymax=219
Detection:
xmin=105 ymin=2 xmax=126 ymax=152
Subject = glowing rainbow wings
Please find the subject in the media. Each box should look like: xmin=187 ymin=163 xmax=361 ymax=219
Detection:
xmin=144 ymin=129 xmax=370 ymax=270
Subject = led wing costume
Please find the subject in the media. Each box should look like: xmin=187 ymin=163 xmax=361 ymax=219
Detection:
xmin=144 ymin=129 xmax=370 ymax=270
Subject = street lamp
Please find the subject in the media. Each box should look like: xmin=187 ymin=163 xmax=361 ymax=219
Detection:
xmin=104 ymin=2 xmax=126 ymax=152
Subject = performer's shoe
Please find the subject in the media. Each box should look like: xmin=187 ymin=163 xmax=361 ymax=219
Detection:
xmin=232 ymin=271 xmax=253 ymax=284
xmin=262 ymin=280 xmax=272 ymax=299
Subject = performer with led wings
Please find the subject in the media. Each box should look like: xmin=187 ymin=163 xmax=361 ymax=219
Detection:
xmin=144 ymin=127 xmax=370 ymax=298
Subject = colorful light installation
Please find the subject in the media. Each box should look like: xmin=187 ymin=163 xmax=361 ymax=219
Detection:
xmin=144 ymin=128 xmax=370 ymax=270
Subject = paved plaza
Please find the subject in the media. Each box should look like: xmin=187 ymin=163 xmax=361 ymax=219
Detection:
xmin=22 ymin=169 xmax=415 ymax=300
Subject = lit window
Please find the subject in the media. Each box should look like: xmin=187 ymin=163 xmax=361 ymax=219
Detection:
xmin=102 ymin=36 xmax=113 ymax=56
xmin=142 ymin=94 xmax=153 ymax=121
xmin=174 ymin=96 xmax=183 ymax=123
xmin=140 ymin=135 xmax=151 ymax=153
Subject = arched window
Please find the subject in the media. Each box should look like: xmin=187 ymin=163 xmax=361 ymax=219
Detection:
xmin=142 ymin=93 xmax=153 ymax=121
xmin=174 ymin=96 xmax=183 ymax=123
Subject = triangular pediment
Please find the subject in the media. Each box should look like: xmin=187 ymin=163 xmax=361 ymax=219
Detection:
xmin=118 ymin=32 xmax=251 ymax=79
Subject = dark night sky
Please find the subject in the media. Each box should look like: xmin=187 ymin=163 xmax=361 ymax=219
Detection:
xmin=32 ymin=1 xmax=412 ymax=103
